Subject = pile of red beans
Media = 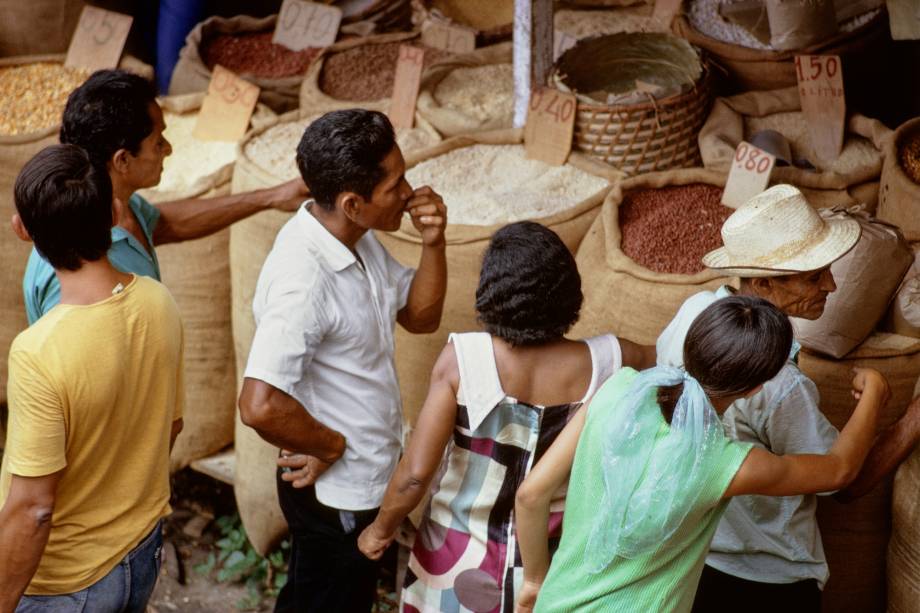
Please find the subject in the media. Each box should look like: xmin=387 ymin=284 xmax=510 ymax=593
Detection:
xmin=202 ymin=31 xmax=321 ymax=78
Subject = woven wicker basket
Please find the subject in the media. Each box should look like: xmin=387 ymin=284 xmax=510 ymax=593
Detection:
xmin=553 ymin=34 xmax=712 ymax=176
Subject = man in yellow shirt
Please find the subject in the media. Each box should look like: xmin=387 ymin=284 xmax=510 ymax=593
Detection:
xmin=0 ymin=144 xmax=184 ymax=611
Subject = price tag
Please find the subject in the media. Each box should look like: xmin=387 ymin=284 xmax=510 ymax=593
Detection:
xmin=887 ymin=0 xmax=920 ymax=40
xmin=721 ymin=141 xmax=776 ymax=208
xmin=64 ymin=6 xmax=133 ymax=72
xmin=388 ymin=45 xmax=425 ymax=130
xmin=420 ymin=19 xmax=476 ymax=54
xmin=553 ymin=31 xmax=577 ymax=61
xmin=795 ymin=55 xmax=846 ymax=163
xmin=273 ymin=0 xmax=342 ymax=52
xmin=193 ymin=65 xmax=261 ymax=142
xmin=524 ymin=88 xmax=577 ymax=167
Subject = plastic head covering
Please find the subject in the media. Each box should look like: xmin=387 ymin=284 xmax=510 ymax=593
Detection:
xmin=585 ymin=365 xmax=725 ymax=573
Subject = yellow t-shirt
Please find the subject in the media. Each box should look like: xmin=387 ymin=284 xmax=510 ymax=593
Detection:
xmin=0 ymin=275 xmax=184 ymax=595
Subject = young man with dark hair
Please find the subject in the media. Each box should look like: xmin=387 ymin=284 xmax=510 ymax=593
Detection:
xmin=239 ymin=109 xmax=448 ymax=612
xmin=16 ymin=69 xmax=307 ymax=323
xmin=0 ymin=145 xmax=184 ymax=610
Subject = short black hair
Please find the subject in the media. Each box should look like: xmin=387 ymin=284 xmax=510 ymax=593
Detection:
xmin=59 ymin=69 xmax=157 ymax=167
xmin=475 ymin=221 xmax=583 ymax=346
xmin=15 ymin=144 xmax=113 ymax=271
xmin=296 ymin=109 xmax=397 ymax=211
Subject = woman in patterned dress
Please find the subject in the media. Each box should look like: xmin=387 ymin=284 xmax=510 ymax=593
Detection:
xmin=357 ymin=221 xmax=655 ymax=612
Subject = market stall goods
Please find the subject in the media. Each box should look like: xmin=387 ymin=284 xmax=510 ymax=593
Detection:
xmin=554 ymin=5 xmax=658 ymax=40
xmin=571 ymin=168 xmax=737 ymax=346
xmin=878 ymin=118 xmax=920 ymax=241
xmin=155 ymin=112 xmax=238 ymax=194
xmin=201 ymin=30 xmax=320 ymax=79
xmin=416 ymin=0 xmax=513 ymax=45
xmin=0 ymin=0 xmax=84 ymax=56
xmin=0 ymin=62 xmax=88 ymax=136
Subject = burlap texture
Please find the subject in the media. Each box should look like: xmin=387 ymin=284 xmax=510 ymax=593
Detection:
xmin=878 ymin=118 xmax=920 ymax=242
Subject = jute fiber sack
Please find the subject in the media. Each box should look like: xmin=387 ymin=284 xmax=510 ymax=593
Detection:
xmin=169 ymin=14 xmax=315 ymax=114
xmin=764 ymin=0 xmax=838 ymax=51
xmin=417 ymin=0 xmax=513 ymax=44
xmin=376 ymin=129 xmax=619 ymax=427
xmin=569 ymin=168 xmax=737 ymax=346
xmin=698 ymin=87 xmax=890 ymax=194
xmin=415 ymin=43 xmax=512 ymax=137
xmin=792 ymin=208 xmax=912 ymax=359
xmin=0 ymin=54 xmax=152 ymax=413
xmin=0 ymin=0 xmax=84 ymax=56
xmin=878 ymin=117 xmax=920 ymax=242
xmin=885 ymin=245 xmax=920 ymax=339
xmin=798 ymin=332 xmax=920 ymax=613
xmin=554 ymin=5 xmax=660 ymax=41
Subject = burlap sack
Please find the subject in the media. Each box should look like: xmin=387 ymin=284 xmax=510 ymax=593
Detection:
xmin=764 ymin=0 xmax=838 ymax=51
xmin=798 ymin=332 xmax=920 ymax=613
xmin=698 ymin=87 xmax=890 ymax=192
xmin=885 ymin=245 xmax=920 ymax=338
xmin=169 ymin=14 xmax=317 ymax=114
xmin=570 ymin=168 xmax=737 ymax=346
xmin=554 ymin=5 xmax=659 ymax=41
xmin=0 ymin=0 xmax=84 ymax=56
xmin=375 ymin=129 xmax=619 ymax=427
xmin=415 ymin=43 xmax=512 ymax=137
xmin=792 ymin=209 xmax=912 ymax=359
xmin=0 ymin=53 xmax=152 ymax=413
xmin=878 ymin=118 xmax=920 ymax=242
xmin=417 ymin=0 xmax=513 ymax=44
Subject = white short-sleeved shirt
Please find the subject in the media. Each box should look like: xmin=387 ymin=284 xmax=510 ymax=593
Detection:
xmin=657 ymin=286 xmax=839 ymax=587
xmin=245 ymin=203 xmax=415 ymax=511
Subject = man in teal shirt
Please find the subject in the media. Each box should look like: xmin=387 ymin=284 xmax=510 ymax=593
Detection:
xmin=15 ymin=70 xmax=306 ymax=324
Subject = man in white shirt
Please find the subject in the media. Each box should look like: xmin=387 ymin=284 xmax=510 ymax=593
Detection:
xmin=238 ymin=109 xmax=447 ymax=613
xmin=656 ymin=185 xmax=920 ymax=612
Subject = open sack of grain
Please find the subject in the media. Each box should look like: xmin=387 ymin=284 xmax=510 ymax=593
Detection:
xmin=884 ymin=246 xmax=920 ymax=339
xmin=554 ymin=3 xmax=662 ymax=42
xmin=797 ymin=332 xmax=920 ymax=613
xmin=552 ymin=32 xmax=712 ymax=175
xmin=230 ymin=110 xmax=442 ymax=555
xmin=571 ymin=168 xmax=738 ymax=345
xmin=878 ymin=117 xmax=920 ymax=242
xmin=415 ymin=43 xmax=513 ymax=136
xmin=0 ymin=54 xmax=151 ymax=415
xmin=698 ymin=86 xmax=889 ymax=207
xmin=137 ymin=93 xmax=275 ymax=474
xmin=416 ymin=0 xmax=513 ymax=45
xmin=790 ymin=208 xmax=912 ymax=359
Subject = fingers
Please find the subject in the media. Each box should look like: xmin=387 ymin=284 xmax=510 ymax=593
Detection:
xmin=277 ymin=453 xmax=309 ymax=469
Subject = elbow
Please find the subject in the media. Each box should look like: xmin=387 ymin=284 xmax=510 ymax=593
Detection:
xmin=515 ymin=481 xmax=546 ymax=513
xmin=830 ymin=460 xmax=861 ymax=492
xmin=239 ymin=395 xmax=273 ymax=432
xmin=405 ymin=313 xmax=441 ymax=334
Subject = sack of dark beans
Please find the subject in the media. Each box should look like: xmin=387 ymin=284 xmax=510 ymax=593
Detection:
xmin=570 ymin=168 xmax=739 ymax=345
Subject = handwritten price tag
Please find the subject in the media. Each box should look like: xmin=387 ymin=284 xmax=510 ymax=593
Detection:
xmin=795 ymin=55 xmax=846 ymax=163
xmin=553 ymin=31 xmax=577 ymax=61
xmin=388 ymin=45 xmax=425 ymax=130
xmin=421 ymin=19 xmax=476 ymax=54
xmin=64 ymin=6 xmax=133 ymax=72
xmin=273 ymin=0 xmax=342 ymax=52
xmin=722 ymin=141 xmax=776 ymax=208
xmin=193 ymin=65 xmax=260 ymax=142
xmin=524 ymin=88 xmax=577 ymax=166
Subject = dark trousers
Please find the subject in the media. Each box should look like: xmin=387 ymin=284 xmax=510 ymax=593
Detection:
xmin=274 ymin=472 xmax=381 ymax=613
xmin=692 ymin=565 xmax=821 ymax=613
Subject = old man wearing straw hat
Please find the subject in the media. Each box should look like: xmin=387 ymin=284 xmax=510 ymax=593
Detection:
xmin=656 ymin=184 xmax=920 ymax=612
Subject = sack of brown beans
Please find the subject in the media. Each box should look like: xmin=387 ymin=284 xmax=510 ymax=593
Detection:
xmin=798 ymin=332 xmax=920 ymax=613
xmin=888 ymin=388 xmax=920 ymax=613
xmin=878 ymin=117 xmax=920 ymax=242
xmin=170 ymin=14 xmax=327 ymax=114
xmin=229 ymin=110 xmax=443 ymax=555
xmin=299 ymin=32 xmax=454 ymax=115
xmin=570 ymin=168 xmax=738 ymax=346
xmin=415 ymin=43 xmax=513 ymax=137
xmin=0 ymin=53 xmax=151 ymax=415
xmin=698 ymin=87 xmax=890 ymax=205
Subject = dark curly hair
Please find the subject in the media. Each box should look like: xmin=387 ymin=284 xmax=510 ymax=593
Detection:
xmin=59 ymin=69 xmax=157 ymax=167
xmin=475 ymin=221 xmax=583 ymax=346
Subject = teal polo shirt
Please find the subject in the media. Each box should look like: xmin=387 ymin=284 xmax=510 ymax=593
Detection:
xmin=23 ymin=193 xmax=161 ymax=325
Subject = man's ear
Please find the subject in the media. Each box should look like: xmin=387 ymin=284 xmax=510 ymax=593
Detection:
xmin=110 ymin=149 xmax=131 ymax=175
xmin=10 ymin=213 xmax=31 ymax=243
xmin=338 ymin=191 xmax=363 ymax=223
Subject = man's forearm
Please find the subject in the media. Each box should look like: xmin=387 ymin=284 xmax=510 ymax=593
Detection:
xmin=152 ymin=188 xmax=281 ymax=245
xmin=401 ymin=243 xmax=447 ymax=333
xmin=0 ymin=507 xmax=52 ymax=612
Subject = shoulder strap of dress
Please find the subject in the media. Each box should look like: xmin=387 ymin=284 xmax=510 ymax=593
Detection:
xmin=449 ymin=332 xmax=506 ymax=431
xmin=581 ymin=334 xmax=623 ymax=403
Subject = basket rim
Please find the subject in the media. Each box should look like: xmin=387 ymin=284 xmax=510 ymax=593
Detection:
xmin=566 ymin=62 xmax=712 ymax=113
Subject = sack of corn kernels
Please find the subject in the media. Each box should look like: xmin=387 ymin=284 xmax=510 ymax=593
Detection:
xmin=798 ymin=332 xmax=920 ymax=613
xmin=878 ymin=117 xmax=920 ymax=242
xmin=571 ymin=168 xmax=737 ymax=346
xmin=0 ymin=54 xmax=152 ymax=415
xmin=229 ymin=110 xmax=442 ymax=555
xmin=698 ymin=87 xmax=890 ymax=207
xmin=415 ymin=43 xmax=513 ymax=136
xmin=137 ymin=93 xmax=275 ymax=474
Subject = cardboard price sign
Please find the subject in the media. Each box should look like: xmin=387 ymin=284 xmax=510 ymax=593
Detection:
xmin=64 ymin=6 xmax=132 ymax=72
xmin=388 ymin=45 xmax=425 ymax=130
xmin=722 ymin=141 xmax=776 ymax=208
xmin=193 ymin=66 xmax=260 ymax=142
xmin=420 ymin=19 xmax=476 ymax=54
xmin=273 ymin=0 xmax=342 ymax=52
xmin=524 ymin=88 xmax=576 ymax=166
xmin=795 ymin=55 xmax=845 ymax=163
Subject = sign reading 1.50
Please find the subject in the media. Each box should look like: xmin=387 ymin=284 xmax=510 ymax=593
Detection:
xmin=273 ymin=0 xmax=342 ymax=51
xmin=795 ymin=55 xmax=840 ymax=82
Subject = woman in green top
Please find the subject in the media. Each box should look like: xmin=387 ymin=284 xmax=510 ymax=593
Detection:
xmin=514 ymin=296 xmax=889 ymax=613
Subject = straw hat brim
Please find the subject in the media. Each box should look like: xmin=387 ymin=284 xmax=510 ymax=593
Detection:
xmin=701 ymin=216 xmax=862 ymax=278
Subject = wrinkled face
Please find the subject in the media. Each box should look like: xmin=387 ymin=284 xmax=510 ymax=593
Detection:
xmin=123 ymin=102 xmax=172 ymax=190
xmin=764 ymin=267 xmax=837 ymax=320
xmin=347 ymin=146 xmax=413 ymax=232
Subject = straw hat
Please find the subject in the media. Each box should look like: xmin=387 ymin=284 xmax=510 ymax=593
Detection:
xmin=702 ymin=184 xmax=861 ymax=278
